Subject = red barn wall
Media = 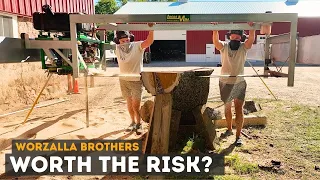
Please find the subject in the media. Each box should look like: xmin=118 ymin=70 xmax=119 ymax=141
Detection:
xmin=186 ymin=17 xmax=320 ymax=54
xmin=0 ymin=0 xmax=95 ymax=17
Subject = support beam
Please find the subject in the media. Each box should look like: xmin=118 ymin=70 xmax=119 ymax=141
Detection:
xmin=26 ymin=40 xmax=72 ymax=49
xmin=69 ymin=13 xmax=298 ymax=24
xmin=70 ymin=22 xmax=79 ymax=78
xmin=42 ymin=49 xmax=55 ymax=62
xmin=96 ymin=23 xmax=261 ymax=31
xmin=264 ymin=36 xmax=271 ymax=77
xmin=53 ymin=49 xmax=73 ymax=66
xmin=288 ymin=17 xmax=298 ymax=87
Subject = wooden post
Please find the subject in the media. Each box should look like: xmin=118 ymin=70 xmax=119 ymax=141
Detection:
xmin=67 ymin=74 xmax=73 ymax=94
xmin=85 ymin=73 xmax=89 ymax=128
xmin=90 ymin=75 xmax=94 ymax=88
xmin=150 ymin=93 xmax=172 ymax=154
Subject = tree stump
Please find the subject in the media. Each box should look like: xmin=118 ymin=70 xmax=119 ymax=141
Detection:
xmin=141 ymin=68 xmax=216 ymax=154
xmin=172 ymin=69 xmax=213 ymax=125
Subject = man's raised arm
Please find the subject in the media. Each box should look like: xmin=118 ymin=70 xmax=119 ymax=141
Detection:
xmin=212 ymin=30 xmax=223 ymax=51
xmin=244 ymin=22 xmax=256 ymax=49
xmin=141 ymin=23 xmax=155 ymax=49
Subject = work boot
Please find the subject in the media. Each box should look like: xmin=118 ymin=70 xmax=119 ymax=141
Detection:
xmin=135 ymin=123 xmax=142 ymax=130
xmin=220 ymin=130 xmax=234 ymax=139
xmin=126 ymin=122 xmax=135 ymax=132
xmin=235 ymin=137 xmax=243 ymax=147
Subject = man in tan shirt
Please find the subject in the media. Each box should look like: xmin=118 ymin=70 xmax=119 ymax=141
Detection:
xmin=212 ymin=22 xmax=255 ymax=146
xmin=114 ymin=25 xmax=154 ymax=132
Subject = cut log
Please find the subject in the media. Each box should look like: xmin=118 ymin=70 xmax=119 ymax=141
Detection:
xmin=150 ymin=94 xmax=172 ymax=154
xmin=172 ymin=69 xmax=213 ymax=125
xmin=140 ymin=100 xmax=154 ymax=123
xmin=214 ymin=115 xmax=267 ymax=128
xmin=141 ymin=72 xmax=180 ymax=95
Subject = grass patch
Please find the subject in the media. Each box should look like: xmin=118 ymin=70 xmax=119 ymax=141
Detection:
xmin=166 ymin=98 xmax=320 ymax=179
xmin=177 ymin=133 xmax=206 ymax=154
xmin=213 ymin=175 xmax=245 ymax=180
xmin=225 ymin=154 xmax=259 ymax=174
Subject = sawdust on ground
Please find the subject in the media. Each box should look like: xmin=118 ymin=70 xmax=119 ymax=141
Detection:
xmin=0 ymin=64 xmax=319 ymax=179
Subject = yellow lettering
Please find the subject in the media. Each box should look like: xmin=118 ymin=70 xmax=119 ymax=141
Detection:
xmin=50 ymin=143 xmax=57 ymax=151
xmin=167 ymin=15 xmax=178 ymax=20
xmin=125 ymin=143 xmax=132 ymax=151
xmin=63 ymin=143 xmax=69 ymax=151
xmin=81 ymin=142 xmax=87 ymax=151
xmin=70 ymin=143 xmax=77 ymax=151
xmin=111 ymin=143 xmax=117 ymax=151
xmin=42 ymin=143 xmax=48 ymax=151
xmin=26 ymin=143 xmax=34 ymax=151
xmin=104 ymin=142 xmax=110 ymax=151
xmin=15 ymin=143 xmax=26 ymax=151
xmin=96 ymin=143 xmax=103 ymax=151
xmin=132 ymin=142 xmax=139 ymax=151
xmin=118 ymin=143 xmax=124 ymax=151
xmin=36 ymin=143 xmax=42 ymax=151
xmin=88 ymin=143 xmax=95 ymax=151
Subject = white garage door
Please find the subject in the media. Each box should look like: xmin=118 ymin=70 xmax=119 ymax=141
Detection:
xmin=154 ymin=30 xmax=186 ymax=40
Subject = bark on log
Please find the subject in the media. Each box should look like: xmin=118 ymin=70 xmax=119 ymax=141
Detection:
xmin=172 ymin=70 xmax=212 ymax=111
xmin=172 ymin=69 xmax=213 ymax=125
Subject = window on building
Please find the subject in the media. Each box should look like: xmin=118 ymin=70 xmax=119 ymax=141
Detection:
xmin=0 ymin=15 xmax=13 ymax=37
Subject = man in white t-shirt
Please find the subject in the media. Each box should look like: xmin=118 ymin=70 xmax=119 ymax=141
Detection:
xmin=114 ymin=26 xmax=154 ymax=132
xmin=212 ymin=22 xmax=255 ymax=146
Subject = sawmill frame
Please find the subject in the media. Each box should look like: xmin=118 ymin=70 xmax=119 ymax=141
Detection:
xmin=69 ymin=13 xmax=298 ymax=86
xmin=22 ymin=13 xmax=298 ymax=86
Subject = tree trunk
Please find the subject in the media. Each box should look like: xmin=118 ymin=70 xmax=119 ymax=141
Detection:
xmin=141 ymin=68 xmax=216 ymax=153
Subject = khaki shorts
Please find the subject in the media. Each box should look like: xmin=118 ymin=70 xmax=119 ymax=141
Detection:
xmin=119 ymin=79 xmax=143 ymax=100
xmin=219 ymin=80 xmax=247 ymax=103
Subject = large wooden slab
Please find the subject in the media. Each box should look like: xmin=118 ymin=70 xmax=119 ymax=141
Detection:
xmin=150 ymin=94 xmax=172 ymax=154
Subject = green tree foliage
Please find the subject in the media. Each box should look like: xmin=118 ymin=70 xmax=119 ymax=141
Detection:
xmin=95 ymin=0 xmax=118 ymax=14
xmin=95 ymin=0 xmax=178 ymax=41
xmin=120 ymin=0 xmax=128 ymax=6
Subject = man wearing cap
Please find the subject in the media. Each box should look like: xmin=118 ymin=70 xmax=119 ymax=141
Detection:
xmin=114 ymin=24 xmax=154 ymax=132
xmin=212 ymin=22 xmax=255 ymax=146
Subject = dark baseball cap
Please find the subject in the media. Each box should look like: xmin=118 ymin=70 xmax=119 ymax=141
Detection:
xmin=116 ymin=31 xmax=130 ymax=39
xmin=230 ymin=30 xmax=244 ymax=36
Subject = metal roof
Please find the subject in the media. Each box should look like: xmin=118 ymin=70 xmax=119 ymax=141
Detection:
xmin=114 ymin=1 xmax=320 ymax=17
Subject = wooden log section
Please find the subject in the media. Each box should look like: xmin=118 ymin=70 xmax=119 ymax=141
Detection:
xmin=141 ymin=68 xmax=215 ymax=156
xmin=141 ymin=72 xmax=180 ymax=155
xmin=150 ymin=93 xmax=173 ymax=154
xmin=214 ymin=115 xmax=267 ymax=128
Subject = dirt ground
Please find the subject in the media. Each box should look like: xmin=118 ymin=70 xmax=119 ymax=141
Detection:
xmin=0 ymin=62 xmax=319 ymax=179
